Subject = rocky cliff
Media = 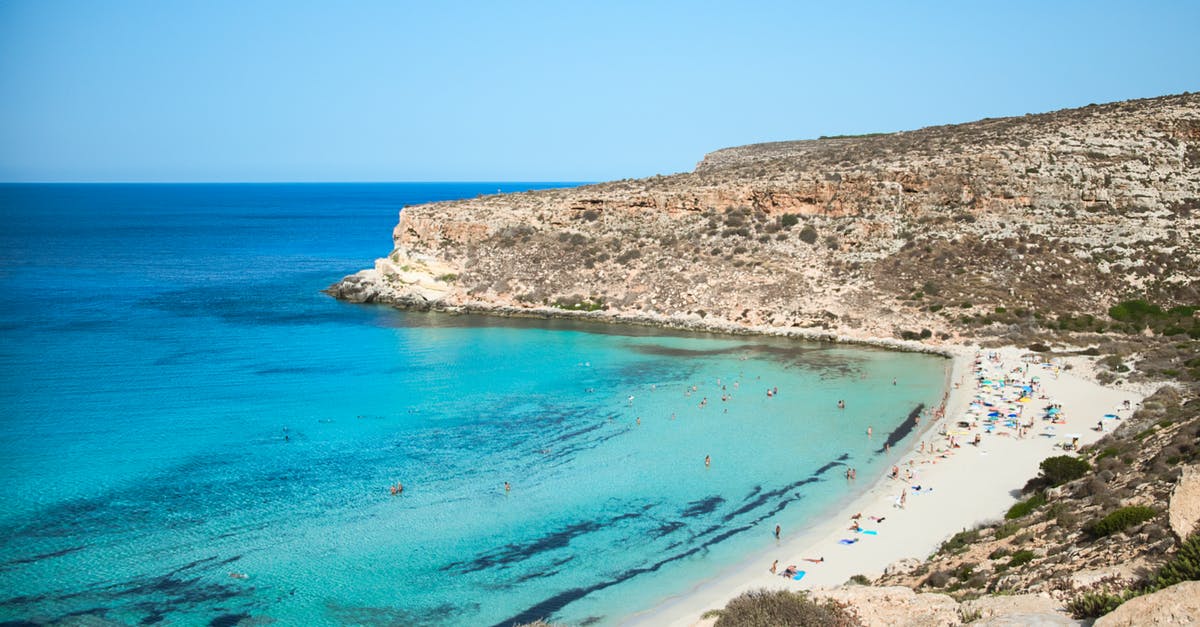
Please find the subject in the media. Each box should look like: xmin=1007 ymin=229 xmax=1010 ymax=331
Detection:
xmin=329 ymin=93 xmax=1200 ymax=344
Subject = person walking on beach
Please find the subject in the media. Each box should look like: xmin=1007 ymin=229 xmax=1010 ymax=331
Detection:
xmin=770 ymin=559 xmax=778 ymax=574
xmin=899 ymin=489 xmax=907 ymax=509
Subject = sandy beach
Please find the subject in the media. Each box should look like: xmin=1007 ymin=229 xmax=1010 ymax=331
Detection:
xmin=625 ymin=344 xmax=1149 ymax=626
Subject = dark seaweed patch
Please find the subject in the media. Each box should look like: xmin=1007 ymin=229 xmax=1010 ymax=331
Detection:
xmin=680 ymin=496 xmax=725 ymax=518
xmin=877 ymin=404 xmax=924 ymax=453
xmin=444 ymin=512 xmax=641 ymax=574
xmin=649 ymin=521 xmax=686 ymax=540
xmin=326 ymin=599 xmax=479 ymax=627
xmin=812 ymin=458 xmax=848 ymax=476
xmin=493 ymin=473 xmax=828 ymax=626
xmin=209 ymin=613 xmax=249 ymax=627
xmin=1 ymin=544 xmax=87 ymax=569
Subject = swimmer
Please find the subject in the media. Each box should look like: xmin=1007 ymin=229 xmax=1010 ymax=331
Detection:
xmin=705 ymin=455 xmax=711 ymax=467
xmin=229 ymin=572 xmax=249 ymax=579
xmin=866 ymin=426 xmax=872 ymax=437
xmin=636 ymin=416 xmax=641 ymax=425
xmin=504 ymin=481 xmax=511 ymax=492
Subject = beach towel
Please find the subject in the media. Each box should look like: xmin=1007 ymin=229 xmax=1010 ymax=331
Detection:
xmin=838 ymin=539 xmax=858 ymax=545
xmin=793 ymin=571 xmax=806 ymax=581
xmin=858 ymin=530 xmax=878 ymax=535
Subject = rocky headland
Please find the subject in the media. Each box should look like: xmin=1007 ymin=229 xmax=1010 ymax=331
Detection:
xmin=329 ymin=92 xmax=1199 ymax=349
xmin=329 ymin=93 xmax=1200 ymax=625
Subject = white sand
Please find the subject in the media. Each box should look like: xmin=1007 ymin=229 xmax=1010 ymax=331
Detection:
xmin=623 ymin=345 xmax=1148 ymax=626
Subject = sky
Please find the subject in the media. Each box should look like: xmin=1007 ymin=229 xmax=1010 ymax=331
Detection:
xmin=0 ymin=1 xmax=1197 ymax=182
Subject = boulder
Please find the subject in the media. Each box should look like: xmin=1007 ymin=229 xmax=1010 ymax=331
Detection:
xmin=1070 ymin=557 xmax=1154 ymax=589
xmin=970 ymin=612 xmax=1079 ymax=626
xmin=1168 ymin=465 xmax=1200 ymax=541
xmin=811 ymin=585 xmax=959 ymax=627
xmin=961 ymin=593 xmax=1069 ymax=623
xmin=884 ymin=557 xmax=923 ymax=576
xmin=1095 ymin=581 xmax=1200 ymax=626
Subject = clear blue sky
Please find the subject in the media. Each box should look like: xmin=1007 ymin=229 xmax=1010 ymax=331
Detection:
xmin=1 ymin=1 xmax=1197 ymax=182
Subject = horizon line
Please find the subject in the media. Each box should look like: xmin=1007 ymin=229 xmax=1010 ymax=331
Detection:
xmin=0 ymin=180 xmax=599 ymax=185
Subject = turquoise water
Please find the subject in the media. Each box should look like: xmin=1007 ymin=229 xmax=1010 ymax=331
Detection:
xmin=0 ymin=184 xmax=948 ymax=626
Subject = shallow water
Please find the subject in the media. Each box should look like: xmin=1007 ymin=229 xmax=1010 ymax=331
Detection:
xmin=0 ymin=184 xmax=947 ymax=625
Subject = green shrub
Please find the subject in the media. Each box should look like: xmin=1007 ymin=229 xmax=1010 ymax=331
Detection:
xmin=1147 ymin=531 xmax=1200 ymax=591
xmin=1084 ymin=506 xmax=1157 ymax=539
xmin=1040 ymin=455 xmax=1090 ymax=486
xmin=1008 ymin=549 xmax=1035 ymax=568
xmin=847 ymin=574 xmax=871 ymax=585
xmin=780 ymin=214 xmax=800 ymax=228
xmin=938 ymin=528 xmax=980 ymax=555
xmin=1066 ymin=592 xmax=1125 ymax=619
xmin=994 ymin=520 xmax=1022 ymax=539
xmin=988 ymin=547 xmax=1011 ymax=560
xmin=1006 ymin=492 xmax=1047 ymax=519
xmin=798 ymin=225 xmax=819 ymax=244
xmin=713 ymin=589 xmax=860 ymax=627
xmin=1109 ymin=299 xmax=1164 ymax=324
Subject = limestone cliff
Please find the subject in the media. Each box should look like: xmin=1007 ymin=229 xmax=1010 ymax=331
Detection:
xmin=328 ymin=93 xmax=1200 ymax=342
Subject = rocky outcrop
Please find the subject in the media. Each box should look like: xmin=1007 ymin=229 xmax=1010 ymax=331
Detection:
xmin=330 ymin=93 xmax=1200 ymax=344
xmin=809 ymin=586 xmax=960 ymax=626
xmin=961 ymin=594 xmax=1076 ymax=626
xmin=1168 ymin=465 xmax=1200 ymax=541
xmin=1093 ymin=581 xmax=1200 ymax=626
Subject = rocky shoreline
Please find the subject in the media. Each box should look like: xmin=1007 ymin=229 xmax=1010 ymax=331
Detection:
xmin=326 ymin=92 xmax=1200 ymax=625
xmin=328 ymin=92 xmax=1198 ymax=352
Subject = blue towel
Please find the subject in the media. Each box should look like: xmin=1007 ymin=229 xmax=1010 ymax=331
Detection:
xmin=838 ymin=539 xmax=858 ymax=545
xmin=793 ymin=570 xmax=806 ymax=581
xmin=860 ymin=530 xmax=878 ymax=535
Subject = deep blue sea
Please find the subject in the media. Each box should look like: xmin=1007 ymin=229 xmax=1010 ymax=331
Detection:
xmin=0 ymin=183 xmax=948 ymax=626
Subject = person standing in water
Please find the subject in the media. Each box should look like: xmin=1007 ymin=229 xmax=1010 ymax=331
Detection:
xmin=504 ymin=482 xmax=511 ymax=493
xmin=705 ymin=455 xmax=711 ymax=467
xmin=775 ymin=524 xmax=781 ymax=539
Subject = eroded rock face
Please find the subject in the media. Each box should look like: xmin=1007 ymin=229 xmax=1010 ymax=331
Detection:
xmin=1094 ymin=581 xmax=1200 ymax=626
xmin=810 ymin=585 xmax=960 ymax=627
xmin=961 ymin=593 xmax=1069 ymax=622
xmin=329 ymin=93 xmax=1200 ymax=342
xmin=1168 ymin=465 xmax=1200 ymax=541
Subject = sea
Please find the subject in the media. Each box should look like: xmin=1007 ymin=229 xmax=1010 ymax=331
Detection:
xmin=0 ymin=183 xmax=949 ymax=626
